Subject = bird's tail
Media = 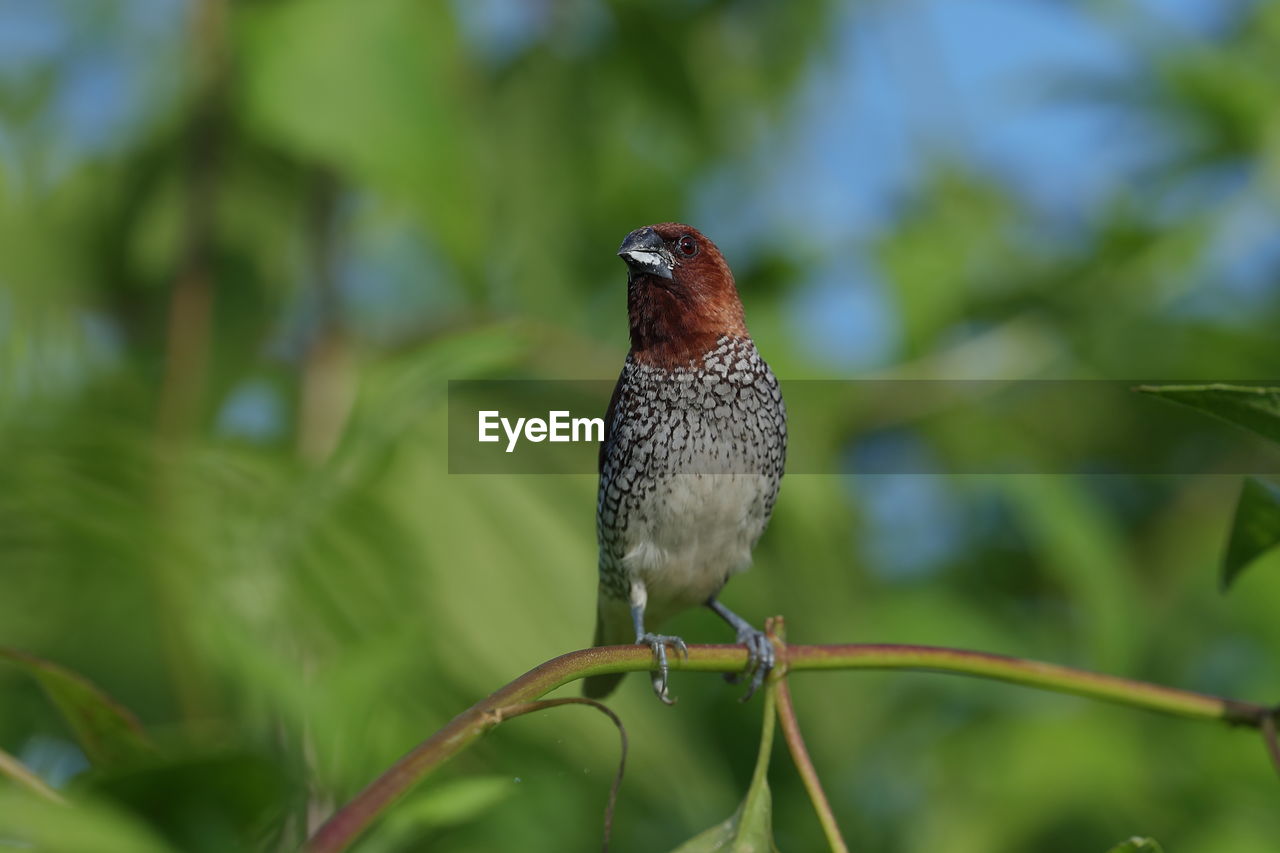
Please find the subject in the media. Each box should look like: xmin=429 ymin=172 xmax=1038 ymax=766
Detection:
xmin=582 ymin=598 xmax=631 ymax=699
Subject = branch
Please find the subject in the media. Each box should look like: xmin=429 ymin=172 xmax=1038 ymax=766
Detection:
xmin=303 ymin=636 xmax=1273 ymax=853
xmin=775 ymin=678 xmax=847 ymax=853
xmin=767 ymin=619 xmax=848 ymax=853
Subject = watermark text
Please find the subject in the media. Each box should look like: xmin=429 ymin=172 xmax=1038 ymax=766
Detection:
xmin=478 ymin=410 xmax=605 ymax=453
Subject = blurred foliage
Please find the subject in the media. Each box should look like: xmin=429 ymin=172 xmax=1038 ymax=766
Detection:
xmin=1 ymin=1 xmax=1279 ymax=852
xmin=0 ymin=648 xmax=152 ymax=769
xmin=1106 ymin=838 xmax=1164 ymax=853
xmin=1223 ymin=476 xmax=1280 ymax=590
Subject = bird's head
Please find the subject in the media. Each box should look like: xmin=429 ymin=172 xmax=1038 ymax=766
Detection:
xmin=617 ymin=223 xmax=747 ymax=366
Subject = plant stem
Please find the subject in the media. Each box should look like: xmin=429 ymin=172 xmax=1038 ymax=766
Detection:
xmin=741 ymin=674 xmax=777 ymax=829
xmin=766 ymin=615 xmax=850 ymax=853
xmin=775 ymin=678 xmax=848 ymax=853
xmin=784 ymin=643 xmax=1263 ymax=725
xmin=303 ymin=638 xmax=1271 ymax=853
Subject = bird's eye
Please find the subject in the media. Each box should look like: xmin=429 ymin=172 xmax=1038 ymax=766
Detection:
xmin=676 ymin=234 xmax=698 ymax=257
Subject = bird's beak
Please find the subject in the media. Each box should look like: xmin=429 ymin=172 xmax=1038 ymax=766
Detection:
xmin=617 ymin=227 xmax=675 ymax=280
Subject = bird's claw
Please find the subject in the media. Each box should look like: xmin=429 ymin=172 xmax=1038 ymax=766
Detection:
xmin=733 ymin=627 xmax=775 ymax=703
xmin=638 ymin=633 xmax=688 ymax=705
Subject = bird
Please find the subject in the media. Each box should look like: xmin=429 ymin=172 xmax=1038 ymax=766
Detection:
xmin=583 ymin=223 xmax=787 ymax=704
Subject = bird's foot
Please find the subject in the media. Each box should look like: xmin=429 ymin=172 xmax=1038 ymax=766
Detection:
xmin=637 ymin=633 xmax=688 ymax=705
xmin=722 ymin=626 xmax=775 ymax=702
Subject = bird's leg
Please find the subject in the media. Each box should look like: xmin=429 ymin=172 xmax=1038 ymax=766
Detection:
xmin=630 ymin=581 xmax=688 ymax=705
xmin=706 ymin=597 xmax=774 ymax=702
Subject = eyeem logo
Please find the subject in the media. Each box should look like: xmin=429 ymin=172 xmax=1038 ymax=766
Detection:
xmin=478 ymin=410 xmax=605 ymax=453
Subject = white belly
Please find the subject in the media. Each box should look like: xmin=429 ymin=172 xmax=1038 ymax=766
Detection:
xmin=620 ymin=472 xmax=771 ymax=623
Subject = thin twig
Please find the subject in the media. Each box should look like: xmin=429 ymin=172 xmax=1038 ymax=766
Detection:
xmin=785 ymin=643 xmax=1263 ymax=725
xmin=485 ymin=698 xmax=628 ymax=853
xmin=766 ymin=616 xmax=848 ymax=853
xmin=775 ymin=679 xmax=849 ymax=853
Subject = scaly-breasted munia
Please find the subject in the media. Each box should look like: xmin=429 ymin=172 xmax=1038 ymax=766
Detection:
xmin=583 ymin=223 xmax=787 ymax=703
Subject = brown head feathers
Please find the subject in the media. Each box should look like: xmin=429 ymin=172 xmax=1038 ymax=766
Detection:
xmin=617 ymin=223 xmax=748 ymax=367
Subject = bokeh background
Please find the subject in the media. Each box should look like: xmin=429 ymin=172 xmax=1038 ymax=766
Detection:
xmin=3 ymin=0 xmax=1280 ymax=851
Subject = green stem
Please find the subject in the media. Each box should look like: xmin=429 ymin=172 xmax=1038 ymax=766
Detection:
xmin=741 ymin=675 xmax=777 ymax=826
xmin=303 ymin=639 xmax=1270 ymax=853
xmin=785 ymin=644 xmax=1262 ymax=724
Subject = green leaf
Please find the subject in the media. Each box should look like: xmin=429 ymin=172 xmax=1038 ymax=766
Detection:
xmin=0 ymin=790 xmax=176 ymax=853
xmin=1136 ymin=383 xmax=1280 ymax=446
xmin=0 ymin=648 xmax=153 ymax=769
xmin=670 ymin=684 xmax=780 ymax=853
xmin=1222 ymin=477 xmax=1280 ymax=590
xmin=670 ymin=787 xmax=779 ymax=853
xmin=1106 ymin=837 xmax=1164 ymax=853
